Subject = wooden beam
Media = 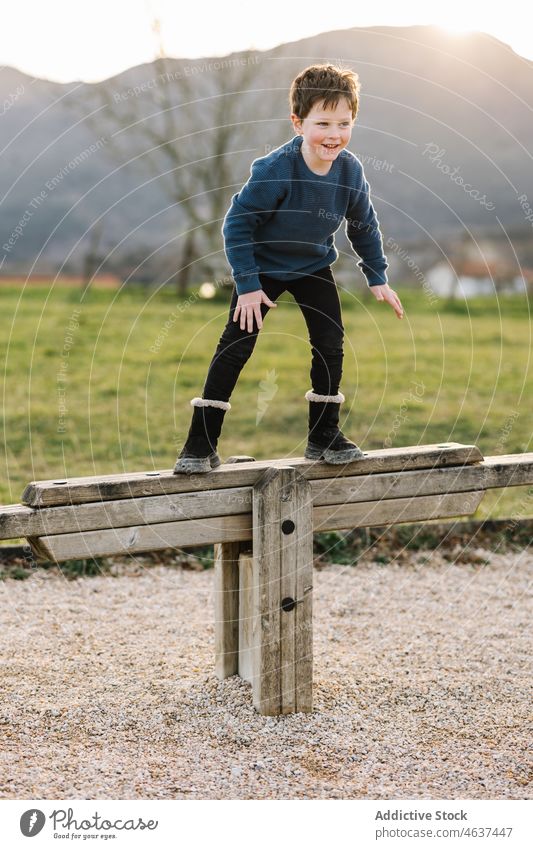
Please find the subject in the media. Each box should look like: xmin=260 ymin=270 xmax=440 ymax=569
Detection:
xmin=26 ymin=490 xmax=486 ymax=563
xmin=475 ymin=453 xmax=533 ymax=488
xmin=251 ymin=466 xmax=313 ymax=715
xmin=21 ymin=443 xmax=482 ymax=506
xmin=5 ymin=453 xmax=532 ymax=541
xmin=313 ymin=490 xmax=486 ymax=532
xmin=309 ymin=454 xmax=533 ymax=506
xmin=214 ymin=456 xmax=255 ymax=680
xmin=0 ymin=488 xmax=252 ymax=540
xmin=26 ymin=513 xmax=254 ymax=562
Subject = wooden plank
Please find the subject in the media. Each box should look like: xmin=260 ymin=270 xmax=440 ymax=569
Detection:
xmin=5 ymin=453 xmax=533 ymax=542
xmin=26 ymin=490 xmax=486 ymax=563
xmin=214 ymin=456 xmax=255 ymax=681
xmin=309 ymin=455 xmax=533 ymax=506
xmin=21 ymin=443 xmax=483 ymax=506
xmin=0 ymin=488 xmax=252 ymax=540
xmin=26 ymin=513 xmax=254 ymax=562
xmin=476 ymin=454 xmax=533 ymax=488
xmin=313 ymin=490 xmax=486 ymax=532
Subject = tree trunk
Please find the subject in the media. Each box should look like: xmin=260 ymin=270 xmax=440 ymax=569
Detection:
xmin=176 ymin=230 xmax=196 ymax=297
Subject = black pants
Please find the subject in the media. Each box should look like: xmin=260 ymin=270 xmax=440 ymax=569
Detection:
xmin=201 ymin=265 xmax=344 ymax=403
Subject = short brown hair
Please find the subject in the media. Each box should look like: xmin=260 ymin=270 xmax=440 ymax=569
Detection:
xmin=289 ymin=63 xmax=360 ymax=120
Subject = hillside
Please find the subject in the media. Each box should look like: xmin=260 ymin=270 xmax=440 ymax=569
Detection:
xmin=1 ymin=25 xmax=532 ymax=276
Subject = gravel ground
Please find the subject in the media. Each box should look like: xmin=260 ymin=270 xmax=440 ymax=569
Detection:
xmin=0 ymin=547 xmax=531 ymax=800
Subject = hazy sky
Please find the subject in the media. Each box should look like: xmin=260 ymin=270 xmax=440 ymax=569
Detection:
xmin=1 ymin=0 xmax=531 ymax=83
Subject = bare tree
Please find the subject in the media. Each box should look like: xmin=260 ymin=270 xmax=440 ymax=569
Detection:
xmin=62 ymin=18 xmax=262 ymax=296
xmin=80 ymin=221 xmax=105 ymax=295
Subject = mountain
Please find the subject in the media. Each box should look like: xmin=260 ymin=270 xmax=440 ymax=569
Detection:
xmin=1 ymin=25 xmax=532 ymax=278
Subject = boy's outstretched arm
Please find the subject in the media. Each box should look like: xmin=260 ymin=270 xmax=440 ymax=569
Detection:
xmin=345 ymin=173 xmax=404 ymax=319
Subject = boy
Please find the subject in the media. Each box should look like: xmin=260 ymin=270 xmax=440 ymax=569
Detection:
xmin=174 ymin=63 xmax=403 ymax=474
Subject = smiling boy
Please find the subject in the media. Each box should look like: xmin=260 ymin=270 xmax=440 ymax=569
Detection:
xmin=227 ymin=67 xmax=403 ymax=330
xmin=174 ymin=63 xmax=403 ymax=474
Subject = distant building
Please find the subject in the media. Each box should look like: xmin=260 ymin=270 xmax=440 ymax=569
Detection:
xmin=426 ymin=259 xmax=526 ymax=298
xmin=0 ymin=273 xmax=122 ymax=289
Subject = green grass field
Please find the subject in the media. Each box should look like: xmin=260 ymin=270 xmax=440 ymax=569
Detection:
xmin=0 ymin=283 xmax=531 ymax=520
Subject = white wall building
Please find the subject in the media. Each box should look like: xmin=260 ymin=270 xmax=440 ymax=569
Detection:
xmin=426 ymin=260 xmax=526 ymax=298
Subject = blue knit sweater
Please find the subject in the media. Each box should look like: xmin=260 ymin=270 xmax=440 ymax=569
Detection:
xmin=221 ymin=134 xmax=389 ymax=295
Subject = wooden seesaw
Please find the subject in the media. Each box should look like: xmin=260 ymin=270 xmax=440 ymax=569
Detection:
xmin=0 ymin=442 xmax=531 ymax=715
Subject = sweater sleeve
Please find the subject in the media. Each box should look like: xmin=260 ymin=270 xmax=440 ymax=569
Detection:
xmin=345 ymin=170 xmax=389 ymax=287
xmin=222 ymin=158 xmax=288 ymax=295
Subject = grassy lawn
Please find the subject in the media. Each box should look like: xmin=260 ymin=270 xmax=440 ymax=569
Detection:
xmin=0 ymin=282 xmax=531 ymax=520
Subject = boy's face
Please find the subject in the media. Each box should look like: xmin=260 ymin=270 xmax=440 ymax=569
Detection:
xmin=290 ymin=98 xmax=354 ymax=167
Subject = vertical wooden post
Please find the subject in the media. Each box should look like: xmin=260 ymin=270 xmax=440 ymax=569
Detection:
xmin=238 ymin=550 xmax=254 ymax=683
xmin=251 ymin=466 xmax=313 ymax=715
xmin=214 ymin=456 xmax=255 ymax=680
xmin=214 ymin=540 xmax=241 ymax=679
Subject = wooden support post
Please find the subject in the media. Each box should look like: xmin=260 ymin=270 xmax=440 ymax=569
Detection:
xmin=238 ymin=550 xmax=254 ymax=683
xmin=214 ymin=540 xmax=241 ymax=679
xmin=214 ymin=456 xmax=255 ymax=679
xmin=251 ymin=466 xmax=313 ymax=715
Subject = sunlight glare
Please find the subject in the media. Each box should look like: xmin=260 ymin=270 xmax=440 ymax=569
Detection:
xmin=437 ymin=23 xmax=474 ymax=36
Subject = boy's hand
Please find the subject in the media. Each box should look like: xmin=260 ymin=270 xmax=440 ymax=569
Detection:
xmin=233 ymin=289 xmax=277 ymax=332
xmin=370 ymin=283 xmax=404 ymax=319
